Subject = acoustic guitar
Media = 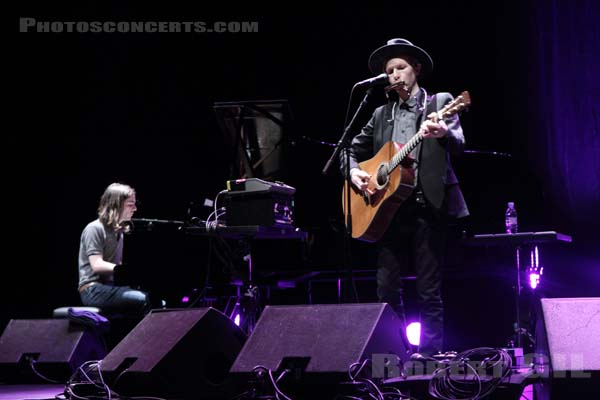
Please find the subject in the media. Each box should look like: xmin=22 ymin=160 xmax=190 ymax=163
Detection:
xmin=342 ymin=91 xmax=471 ymax=242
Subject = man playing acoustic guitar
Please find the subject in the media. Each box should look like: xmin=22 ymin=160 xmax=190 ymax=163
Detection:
xmin=340 ymin=38 xmax=469 ymax=358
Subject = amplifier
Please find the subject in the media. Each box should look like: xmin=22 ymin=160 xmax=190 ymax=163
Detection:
xmin=226 ymin=178 xmax=295 ymax=196
xmin=224 ymin=191 xmax=294 ymax=228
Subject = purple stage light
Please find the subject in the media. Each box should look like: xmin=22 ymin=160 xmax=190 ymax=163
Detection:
xmin=527 ymin=246 xmax=542 ymax=289
xmin=181 ymin=296 xmax=189 ymax=303
xmin=234 ymin=314 xmax=241 ymax=326
xmin=529 ymin=272 xmax=540 ymax=289
xmin=406 ymin=322 xmax=421 ymax=346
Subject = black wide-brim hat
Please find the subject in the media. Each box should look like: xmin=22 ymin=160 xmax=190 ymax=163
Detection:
xmin=368 ymin=38 xmax=433 ymax=77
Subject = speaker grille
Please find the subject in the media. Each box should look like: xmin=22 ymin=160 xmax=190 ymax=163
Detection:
xmin=539 ymin=297 xmax=600 ymax=372
xmin=535 ymin=297 xmax=600 ymax=399
xmin=99 ymin=308 xmax=246 ymax=399
xmin=231 ymin=303 xmax=407 ymax=375
xmin=0 ymin=319 xmax=106 ymax=382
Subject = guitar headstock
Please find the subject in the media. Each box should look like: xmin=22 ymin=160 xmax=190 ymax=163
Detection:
xmin=439 ymin=91 xmax=471 ymax=119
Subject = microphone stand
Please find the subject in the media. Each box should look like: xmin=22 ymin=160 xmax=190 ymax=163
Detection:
xmin=322 ymin=86 xmax=376 ymax=303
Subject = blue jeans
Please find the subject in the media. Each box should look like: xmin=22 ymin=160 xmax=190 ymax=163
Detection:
xmin=376 ymin=196 xmax=445 ymax=356
xmin=80 ymin=283 xmax=150 ymax=315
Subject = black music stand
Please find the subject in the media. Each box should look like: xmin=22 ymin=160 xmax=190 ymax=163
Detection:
xmin=184 ymin=225 xmax=307 ymax=335
xmin=462 ymin=231 xmax=572 ymax=349
xmin=214 ymin=100 xmax=294 ymax=181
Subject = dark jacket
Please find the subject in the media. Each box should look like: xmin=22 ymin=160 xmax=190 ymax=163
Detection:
xmin=341 ymin=92 xmax=469 ymax=219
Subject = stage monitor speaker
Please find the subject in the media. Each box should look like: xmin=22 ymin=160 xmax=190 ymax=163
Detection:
xmin=534 ymin=297 xmax=600 ymax=399
xmin=230 ymin=303 xmax=408 ymax=396
xmin=100 ymin=307 xmax=246 ymax=400
xmin=0 ymin=319 xmax=106 ymax=383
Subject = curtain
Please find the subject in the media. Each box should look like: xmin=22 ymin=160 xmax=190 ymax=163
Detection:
xmin=527 ymin=0 xmax=600 ymax=235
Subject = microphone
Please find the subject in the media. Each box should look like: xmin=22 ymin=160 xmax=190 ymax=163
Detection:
xmin=355 ymin=73 xmax=389 ymax=88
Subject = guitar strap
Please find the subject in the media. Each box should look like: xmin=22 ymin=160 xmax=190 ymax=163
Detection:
xmin=414 ymin=92 xmax=441 ymax=204
xmin=415 ymin=91 xmax=439 ymax=161
xmin=425 ymin=92 xmax=439 ymax=118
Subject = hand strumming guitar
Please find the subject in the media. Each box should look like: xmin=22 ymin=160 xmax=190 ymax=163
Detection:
xmin=350 ymin=168 xmax=372 ymax=192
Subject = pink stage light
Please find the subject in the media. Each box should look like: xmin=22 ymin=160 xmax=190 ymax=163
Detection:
xmin=406 ymin=322 xmax=421 ymax=346
xmin=181 ymin=296 xmax=190 ymax=303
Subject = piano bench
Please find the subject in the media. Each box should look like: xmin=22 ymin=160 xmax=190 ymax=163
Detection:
xmin=53 ymin=306 xmax=103 ymax=318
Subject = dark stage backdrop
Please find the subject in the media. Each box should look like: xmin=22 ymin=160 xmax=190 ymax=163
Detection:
xmin=7 ymin=1 xmax=599 ymax=349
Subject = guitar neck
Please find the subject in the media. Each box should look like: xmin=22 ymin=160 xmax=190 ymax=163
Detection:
xmin=384 ymin=91 xmax=470 ymax=176
xmin=388 ymin=130 xmax=425 ymax=172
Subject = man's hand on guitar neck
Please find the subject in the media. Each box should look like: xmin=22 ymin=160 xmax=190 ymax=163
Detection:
xmin=350 ymin=168 xmax=372 ymax=193
xmin=421 ymin=112 xmax=449 ymax=139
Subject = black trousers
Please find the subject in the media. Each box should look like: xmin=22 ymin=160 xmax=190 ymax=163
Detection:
xmin=376 ymin=193 xmax=446 ymax=356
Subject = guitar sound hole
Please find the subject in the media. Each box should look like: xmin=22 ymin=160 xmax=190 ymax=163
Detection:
xmin=376 ymin=166 xmax=388 ymax=186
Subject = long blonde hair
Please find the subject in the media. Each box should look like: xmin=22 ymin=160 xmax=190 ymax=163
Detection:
xmin=97 ymin=183 xmax=135 ymax=231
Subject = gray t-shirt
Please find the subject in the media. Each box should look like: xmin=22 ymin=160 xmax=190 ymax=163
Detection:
xmin=78 ymin=219 xmax=123 ymax=288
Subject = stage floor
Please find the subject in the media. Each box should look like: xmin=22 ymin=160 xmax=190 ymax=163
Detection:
xmin=0 ymin=384 xmax=65 ymax=400
xmin=0 ymin=380 xmax=534 ymax=400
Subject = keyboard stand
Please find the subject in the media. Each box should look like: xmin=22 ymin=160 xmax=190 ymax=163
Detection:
xmin=184 ymin=225 xmax=307 ymax=334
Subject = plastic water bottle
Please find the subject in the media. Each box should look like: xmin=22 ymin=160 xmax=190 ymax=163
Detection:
xmin=505 ymin=202 xmax=518 ymax=234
